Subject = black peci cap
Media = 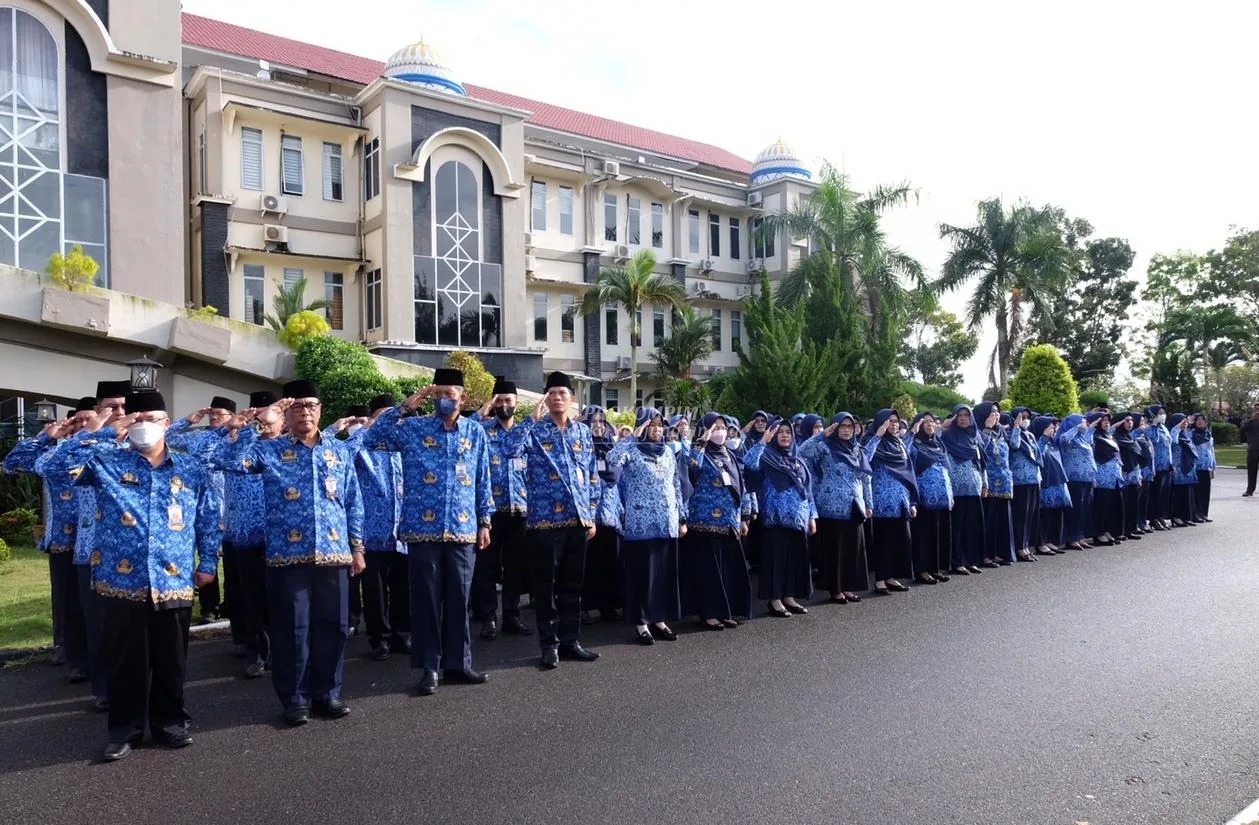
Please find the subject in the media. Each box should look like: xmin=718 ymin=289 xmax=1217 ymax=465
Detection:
xmin=432 ymin=368 xmax=464 ymax=387
xmin=249 ymin=390 xmax=278 ymax=409
xmin=210 ymin=396 xmax=237 ymax=413
xmin=282 ymin=380 xmax=320 ymax=400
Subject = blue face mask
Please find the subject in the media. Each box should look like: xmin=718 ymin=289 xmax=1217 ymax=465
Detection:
xmin=435 ymin=397 xmax=459 ymax=419
xmin=667 ymin=441 xmax=682 ymax=455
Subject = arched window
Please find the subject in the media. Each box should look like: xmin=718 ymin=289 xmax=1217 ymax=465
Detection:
xmin=414 ymin=158 xmax=501 ymax=347
xmin=0 ymin=7 xmax=108 ymax=282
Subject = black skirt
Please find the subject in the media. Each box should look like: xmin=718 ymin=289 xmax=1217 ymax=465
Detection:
xmin=951 ymin=496 xmax=985 ymax=568
xmin=758 ymin=526 xmax=813 ymax=600
xmin=815 ymin=516 xmax=869 ymax=594
xmin=1012 ymin=484 xmax=1039 ymax=551
xmin=681 ymin=530 xmax=753 ymax=620
xmin=912 ymin=508 xmax=952 ymax=575
xmin=622 ymin=538 xmax=680 ymax=625
xmin=983 ymin=497 xmax=1014 ymax=562
xmin=582 ymin=524 xmax=622 ymax=614
xmin=871 ymin=517 xmax=913 ymax=581
xmin=1093 ymin=487 xmax=1123 ymax=538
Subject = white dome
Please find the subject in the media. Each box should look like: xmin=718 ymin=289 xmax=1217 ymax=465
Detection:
xmin=383 ymin=41 xmax=466 ymax=96
xmin=750 ymin=138 xmax=811 ymax=183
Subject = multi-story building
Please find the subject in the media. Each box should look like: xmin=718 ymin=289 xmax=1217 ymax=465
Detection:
xmin=0 ymin=2 xmax=816 ymax=422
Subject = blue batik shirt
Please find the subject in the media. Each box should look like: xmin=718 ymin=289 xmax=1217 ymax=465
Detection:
xmin=685 ymin=450 xmax=751 ymax=534
xmin=213 ymin=429 xmax=364 ymax=566
xmin=1057 ymin=424 xmax=1097 ymax=484
xmin=606 ymin=438 xmax=686 ymax=541
xmin=862 ymin=439 xmax=914 ymax=518
xmin=1172 ymin=440 xmax=1199 ymax=486
xmin=1095 ymin=453 xmax=1123 ymax=490
xmin=165 ymin=420 xmax=228 ymax=516
xmin=1148 ymin=424 xmax=1173 ymax=472
xmin=333 ymin=428 xmax=406 ymax=553
xmin=797 ymin=434 xmax=871 ymax=520
xmin=902 ymin=434 xmax=953 ymax=512
xmin=74 ymin=445 xmax=222 ymax=608
xmin=36 ymin=428 xmax=130 ymax=564
xmin=366 ymin=409 xmax=493 ymax=544
xmin=1193 ymin=435 xmax=1216 ymax=472
xmin=743 ymin=443 xmax=816 ymax=532
xmin=1009 ymin=428 xmax=1042 ymax=487
xmin=981 ymin=428 xmax=1015 ymax=499
xmin=4 ymin=434 xmax=78 ymax=554
xmin=502 ymin=416 xmax=601 ymax=530
xmin=481 ymin=418 xmax=528 ymax=517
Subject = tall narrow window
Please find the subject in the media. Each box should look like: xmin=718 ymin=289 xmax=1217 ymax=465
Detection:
xmin=753 ymin=217 xmax=776 ymax=259
xmin=688 ymin=210 xmax=700 ymax=254
xmin=710 ymin=308 xmax=722 ymax=351
xmin=365 ymin=268 xmax=382 ymax=330
xmin=709 ymin=213 xmax=721 ymax=257
xmin=281 ymin=134 xmax=303 ymax=196
xmin=729 ymin=217 xmax=741 ymax=260
xmin=605 ymin=304 xmax=618 ymax=346
xmin=651 ymin=202 xmax=663 ymax=248
xmin=243 ymin=264 xmax=265 ymax=325
xmin=561 ymin=294 xmax=576 ymax=343
xmin=198 ymin=131 xmax=207 ymax=193
xmin=604 ymin=193 xmax=617 ymax=242
xmin=635 ymin=389 xmax=644 ymax=408
xmin=653 ymin=308 xmax=665 ymax=346
xmin=324 ymin=272 xmax=344 ymax=329
xmin=533 ymin=292 xmax=548 ymax=341
xmin=559 ymin=186 xmax=573 ymax=235
xmin=322 ymin=142 xmax=343 ymax=201
xmin=283 ymin=267 xmax=303 ymax=287
xmin=627 ymin=196 xmax=641 ymax=245
xmin=731 ymin=310 xmax=743 ymax=351
xmin=363 ymin=137 xmax=380 ymax=200
xmin=240 ymin=127 xmax=264 ymax=190
xmin=531 ymin=180 xmax=547 ymax=231
xmin=604 ymin=388 xmax=619 ymax=411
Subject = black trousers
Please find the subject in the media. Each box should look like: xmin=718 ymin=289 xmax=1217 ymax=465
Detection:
xmin=1122 ymin=485 xmax=1140 ymax=535
xmin=362 ymin=550 xmax=411 ymax=647
xmin=1138 ymin=481 xmax=1151 ymax=527
xmin=348 ymin=571 xmax=363 ymax=630
xmin=49 ymin=552 xmax=84 ymax=670
xmin=1173 ymin=484 xmax=1197 ymax=522
xmin=1012 ymin=485 xmax=1039 ymax=551
xmin=912 ymin=509 xmax=952 ymax=576
xmin=1153 ymin=470 xmax=1173 ymax=521
xmin=1247 ymin=451 xmax=1259 ymax=495
xmin=1039 ymin=508 xmax=1065 ymax=548
xmin=222 ymin=542 xmax=246 ymax=645
xmin=408 ymin=543 xmax=474 ymax=673
xmin=197 ymin=564 xmax=221 ymax=617
xmin=266 ymin=565 xmax=348 ymax=709
xmin=529 ymin=527 xmax=588 ymax=649
xmin=102 ymin=601 xmax=191 ymax=745
xmin=582 ymin=523 xmax=622 ymax=616
xmin=471 ymin=512 xmax=528 ymax=623
xmin=76 ymin=565 xmax=107 ymax=698
xmin=1093 ymin=487 xmax=1123 ymax=538
xmin=745 ymin=517 xmax=764 ymax=569
xmin=1195 ymin=471 xmax=1212 ymax=519
xmin=235 ymin=545 xmax=270 ymax=664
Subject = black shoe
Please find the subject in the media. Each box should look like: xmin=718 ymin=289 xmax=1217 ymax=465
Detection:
xmin=540 ymin=647 xmax=559 ymax=669
xmin=502 ymin=616 xmax=534 ymax=636
xmin=370 ymin=644 xmax=390 ymax=662
xmin=968 ymin=565 xmax=983 ymax=574
xmin=102 ymin=742 xmax=131 ymax=762
xmin=284 ymin=705 xmax=310 ymax=727
xmin=1094 ymin=537 xmax=1116 ymax=547
xmin=155 ymin=730 xmax=194 ymax=749
xmin=768 ymin=602 xmax=794 ymax=616
xmin=479 ymin=620 xmax=499 ymax=641
xmin=558 ymin=642 xmax=599 ymax=662
xmin=981 ymin=561 xmax=1001 ymax=569
xmin=313 ymin=699 xmax=351 ymax=719
xmin=67 ymin=667 xmax=88 ymax=684
xmin=1202 ymin=518 xmax=1214 ymax=523
xmin=636 ymin=629 xmax=654 ymax=645
xmin=245 ymin=659 xmax=268 ymax=678
xmin=1016 ymin=554 xmax=1036 ymax=563
xmin=702 ymin=620 xmax=726 ymax=631
xmin=886 ymin=581 xmax=909 ymax=593
xmin=934 ymin=573 xmax=951 ymax=582
xmin=92 ymin=696 xmax=109 ymax=712
xmin=783 ymin=602 xmax=809 ymax=614
xmin=649 ymin=624 xmax=679 ymax=641
xmin=720 ymin=619 xmax=741 ymax=628
xmin=953 ymin=567 xmax=971 ymax=576
xmin=417 ymin=671 xmax=439 ymax=695
xmin=443 ymin=667 xmax=488 ymax=685
xmin=389 ymin=637 xmax=413 ymax=654
xmin=1152 ymin=521 xmax=1168 ymax=531
xmin=997 ymin=558 xmax=1012 ymax=566
xmin=1244 ymin=491 xmax=1254 ymax=497
xmin=1126 ymin=533 xmax=1143 ymax=541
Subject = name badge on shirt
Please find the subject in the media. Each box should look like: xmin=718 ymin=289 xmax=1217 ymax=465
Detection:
xmin=167 ymin=504 xmax=185 ymax=530
xmin=512 ymin=457 xmax=526 ymax=472
xmin=720 ymin=470 xmax=733 ymax=487
xmin=597 ymin=459 xmax=607 ymax=473
xmin=324 ymin=476 xmax=338 ymax=498
xmin=455 ymin=462 xmax=470 ymax=483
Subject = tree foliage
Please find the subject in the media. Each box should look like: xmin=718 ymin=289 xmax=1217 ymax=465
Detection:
xmin=898 ymin=380 xmax=972 ymax=417
xmin=278 ymin=310 xmax=330 ymax=351
xmin=46 ymin=245 xmax=100 ymax=291
xmin=266 ymin=275 xmax=332 ymax=331
xmin=443 ymin=350 xmax=494 ymax=408
xmin=294 ymin=337 xmax=432 ymax=426
xmin=1007 ymin=344 xmax=1080 ymax=417
xmin=650 ymin=305 xmax=713 ymax=379
xmin=901 ymin=290 xmax=975 ymax=389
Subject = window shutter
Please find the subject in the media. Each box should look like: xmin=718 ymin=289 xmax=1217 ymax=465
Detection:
xmin=323 ymin=142 xmax=342 ymax=201
xmin=241 ymin=128 xmax=263 ymax=190
xmin=281 ymin=135 xmax=303 ymax=195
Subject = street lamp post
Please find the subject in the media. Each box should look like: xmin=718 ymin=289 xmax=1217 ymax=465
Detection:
xmin=126 ymin=354 xmax=163 ymax=392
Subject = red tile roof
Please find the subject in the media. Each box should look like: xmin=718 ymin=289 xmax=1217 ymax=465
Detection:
xmin=181 ymin=14 xmax=753 ymax=174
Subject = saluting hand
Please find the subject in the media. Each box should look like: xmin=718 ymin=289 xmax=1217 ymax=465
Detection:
xmin=761 ymin=423 xmax=779 ymax=445
xmin=533 ymin=402 xmax=547 ymax=421
xmin=824 ymin=422 xmax=839 ymax=437
xmin=405 ymin=386 xmax=435 ymax=411
xmin=876 ymin=418 xmax=891 ymax=438
xmin=186 ymin=408 xmax=209 ymax=425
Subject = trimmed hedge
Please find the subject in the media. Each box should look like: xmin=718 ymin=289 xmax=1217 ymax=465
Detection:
xmin=1211 ymin=421 xmax=1239 ymax=445
xmin=1009 ymin=345 xmax=1081 ymax=419
xmin=295 ymin=337 xmax=432 ymax=427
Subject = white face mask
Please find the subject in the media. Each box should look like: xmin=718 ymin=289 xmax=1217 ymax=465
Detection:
xmin=347 ymin=423 xmax=363 ymax=434
xmin=709 ymin=429 xmax=728 ymax=446
xmin=128 ymin=421 xmax=165 ymax=450
xmin=1020 ymin=419 xmax=1030 ymax=429
xmin=727 ymin=436 xmax=742 ymax=450
xmin=1156 ymin=413 xmax=1166 ymax=425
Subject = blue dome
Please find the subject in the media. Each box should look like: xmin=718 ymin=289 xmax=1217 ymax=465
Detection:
xmin=750 ymin=138 xmax=811 ymax=183
xmin=383 ymin=41 xmax=466 ymax=96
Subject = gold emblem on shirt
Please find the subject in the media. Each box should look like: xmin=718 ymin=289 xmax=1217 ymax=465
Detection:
xmin=59 ymin=490 xmax=73 ymax=501
xmin=120 ymin=512 xmax=137 ymax=527
xmin=243 ymin=458 xmax=254 ymax=469
xmin=549 ymin=471 xmax=560 ymax=481
xmin=712 ymin=508 xmax=724 ymax=518
xmin=90 ymin=550 xmax=101 ymax=567
xmin=422 ymin=436 xmax=437 ymax=448
xmin=422 ymin=510 xmax=436 ymax=522
xmin=493 ymin=486 xmax=503 ymax=497
xmin=457 ymin=512 xmax=469 ymax=523
xmin=164 ymin=562 xmax=179 ymax=577
xmin=424 ymin=472 xmax=437 ymax=485
xmin=460 ymin=438 xmax=471 ymax=452
xmin=116 ymin=558 xmax=133 ymax=574
xmin=288 ymin=529 xmax=303 ymax=543
xmin=285 ymin=487 xmax=301 ymax=501
xmin=541 ymin=441 xmax=554 ymax=452
xmin=491 ymin=455 xmax=502 ymax=466
xmin=553 ymin=502 xmax=566 ymax=514
xmin=171 ymin=476 xmax=184 ymax=490
xmin=121 ymin=471 xmax=139 ymax=485
xmin=328 ymin=529 xmax=340 ymax=542
xmin=281 ymin=449 xmax=297 ymax=463
xmin=572 ymin=441 xmax=583 ymax=452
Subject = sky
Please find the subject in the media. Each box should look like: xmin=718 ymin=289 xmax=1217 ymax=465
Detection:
xmin=181 ymin=0 xmax=1259 ymax=400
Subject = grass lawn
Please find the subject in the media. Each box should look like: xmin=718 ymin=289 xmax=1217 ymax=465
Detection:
xmin=0 ymin=542 xmax=53 ymax=653
xmin=1216 ymin=445 xmax=1247 ymax=468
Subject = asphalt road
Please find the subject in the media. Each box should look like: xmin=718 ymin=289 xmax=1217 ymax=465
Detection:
xmin=3 ymin=470 xmax=1258 ymax=825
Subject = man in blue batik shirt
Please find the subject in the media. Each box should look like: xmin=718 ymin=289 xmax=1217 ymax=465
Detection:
xmin=215 ymin=380 xmax=365 ymax=727
xmin=63 ymin=391 xmax=222 ymax=762
xmin=368 ymin=368 xmax=493 ymax=696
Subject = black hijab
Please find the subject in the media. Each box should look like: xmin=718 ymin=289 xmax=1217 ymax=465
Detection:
xmin=759 ymin=418 xmax=811 ymax=498
xmin=1089 ymin=412 xmax=1119 ymax=464
xmin=1032 ymin=416 xmax=1067 ymax=487
xmin=909 ymin=411 xmax=948 ymax=474
xmin=1190 ymin=413 xmax=1213 ymax=446
xmin=634 ymin=407 xmax=666 ymax=459
xmin=698 ymin=411 xmax=743 ymax=501
xmin=940 ymin=404 xmax=984 ymax=467
xmin=1112 ymin=412 xmax=1142 ymax=473
xmin=867 ymin=409 xmax=918 ymax=500
xmin=583 ymin=404 xmax=619 ymax=484
xmin=825 ymin=412 xmax=872 ymax=475
xmin=1168 ymin=413 xmax=1198 ymax=474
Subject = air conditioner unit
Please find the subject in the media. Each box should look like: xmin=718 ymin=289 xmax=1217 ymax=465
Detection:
xmin=524 ymin=255 xmax=538 ymax=273
xmin=263 ymin=224 xmax=289 ymax=244
xmin=616 ymin=356 xmax=631 ymax=370
xmin=260 ymin=193 xmax=288 ymax=215
xmin=600 ymin=160 xmax=621 ymax=176
xmin=699 ymin=259 xmax=714 ymax=272
xmin=614 ymin=244 xmax=630 ymax=260
xmin=747 ymin=258 xmax=763 ymax=273
xmin=746 ymin=192 xmax=763 ymax=208
xmin=692 ymin=281 xmax=707 ymax=295
xmin=736 ymin=285 xmax=752 ymax=297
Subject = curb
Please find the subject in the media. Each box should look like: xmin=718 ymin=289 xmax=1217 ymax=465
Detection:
xmin=1 ymin=618 xmax=233 ymax=664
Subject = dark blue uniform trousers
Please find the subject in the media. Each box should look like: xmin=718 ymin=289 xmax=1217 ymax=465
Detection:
xmin=408 ymin=542 xmax=474 ymax=673
xmin=266 ymin=564 xmax=348 ymax=710
xmin=76 ymin=564 xmax=107 ymax=698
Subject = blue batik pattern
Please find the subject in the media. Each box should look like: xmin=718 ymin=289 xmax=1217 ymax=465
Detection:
xmin=860 ymin=438 xmax=913 ymax=518
xmin=5 ymin=434 xmax=78 ymax=553
xmin=339 ymin=428 xmax=406 ymax=553
xmin=1095 ymin=456 xmax=1123 ymax=490
xmin=74 ymin=447 xmax=222 ymax=606
xmin=1009 ymin=429 xmax=1042 ymax=487
xmin=1137 ymin=429 xmax=1156 ymax=481
xmin=481 ymin=419 xmax=529 ymax=516
xmin=1172 ymin=442 xmax=1199 ymax=486
xmin=1193 ymin=438 xmax=1216 ymax=472
xmin=685 ymin=451 xmax=749 ymax=534
xmin=361 ymin=409 xmax=492 ymax=544
xmin=607 ymin=439 xmax=686 ymax=540
xmin=743 ymin=443 xmax=816 ymax=532
xmin=502 ymin=417 xmax=600 ymax=530
xmin=1039 ymin=482 xmax=1071 ymax=509
xmin=165 ymin=420 xmax=228 ymax=515
xmin=36 ymin=428 xmax=129 ymax=564
xmin=796 ymin=435 xmax=870 ymax=520
xmin=213 ymin=430 xmax=364 ymax=566
xmin=947 ymin=453 xmax=985 ymax=498
xmin=981 ymin=429 xmax=1015 ymax=499
xmin=1148 ymin=425 xmax=1173 ymax=471
xmin=915 ymin=463 xmax=954 ymax=512
xmin=1058 ymin=426 xmax=1097 ymax=484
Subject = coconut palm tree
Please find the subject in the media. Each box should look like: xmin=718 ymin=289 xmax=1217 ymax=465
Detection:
xmin=265 ymin=275 xmax=333 ymax=331
xmin=650 ymin=305 xmax=714 ymax=380
xmin=579 ymin=249 xmax=687 ymax=405
xmin=932 ymin=198 xmax=1070 ymax=396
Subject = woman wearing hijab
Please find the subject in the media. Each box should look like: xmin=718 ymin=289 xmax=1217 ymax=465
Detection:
xmin=682 ymin=413 xmax=753 ymax=629
xmin=798 ymin=412 xmax=872 ymax=603
xmin=743 ymin=417 xmax=817 ymax=617
xmin=582 ymin=405 xmax=623 ymax=623
xmin=1145 ymin=405 xmax=1174 ymax=531
xmin=976 ymin=402 xmax=1017 ymax=565
xmin=741 ymin=411 xmax=772 ymax=572
xmin=940 ymin=404 xmax=987 ymax=575
xmin=1114 ymin=413 xmax=1147 ymax=541
xmin=863 ymin=409 xmax=918 ymax=594
xmin=1168 ymin=413 xmax=1200 ymax=527
xmin=1033 ymin=416 xmax=1072 ymax=552
xmin=1058 ymin=413 xmax=1100 ymax=550
xmin=1190 ymin=413 xmax=1216 ymax=522
xmin=906 ymin=412 xmax=954 ymax=584
xmin=606 ymin=408 xmax=686 ymax=644
xmin=1135 ymin=414 xmax=1157 ymax=534
xmin=1007 ymin=408 xmax=1043 ymax=562
xmin=1090 ymin=412 xmax=1124 ymax=546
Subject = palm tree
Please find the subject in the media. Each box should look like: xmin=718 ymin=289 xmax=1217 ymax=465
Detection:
xmin=265 ymin=275 xmax=332 ymax=331
xmin=579 ymin=249 xmax=686 ymax=405
xmin=1160 ymin=304 xmax=1253 ymax=410
xmin=650 ymin=305 xmax=714 ymax=380
xmin=932 ymin=198 xmax=1070 ymax=396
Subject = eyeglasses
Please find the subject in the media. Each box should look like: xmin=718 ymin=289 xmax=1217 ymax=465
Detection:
xmin=289 ymin=402 xmax=321 ymax=412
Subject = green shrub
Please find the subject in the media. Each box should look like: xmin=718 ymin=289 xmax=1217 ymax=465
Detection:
xmin=899 ymin=381 xmax=971 ymax=418
xmin=443 ymin=351 xmax=494 ymax=409
xmin=0 ymin=507 xmax=38 ymax=543
xmin=1008 ymin=344 xmax=1080 ymax=419
xmin=294 ymin=336 xmax=438 ymax=425
xmin=296 ymin=336 xmax=376 ymax=380
xmin=1211 ymin=421 xmax=1239 ymax=445
xmin=1079 ymin=389 xmax=1110 ymax=410
xmin=891 ymin=393 xmax=917 ymax=422
xmin=278 ymin=310 xmax=330 ymax=350
xmin=0 ymin=538 xmax=10 ymax=564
